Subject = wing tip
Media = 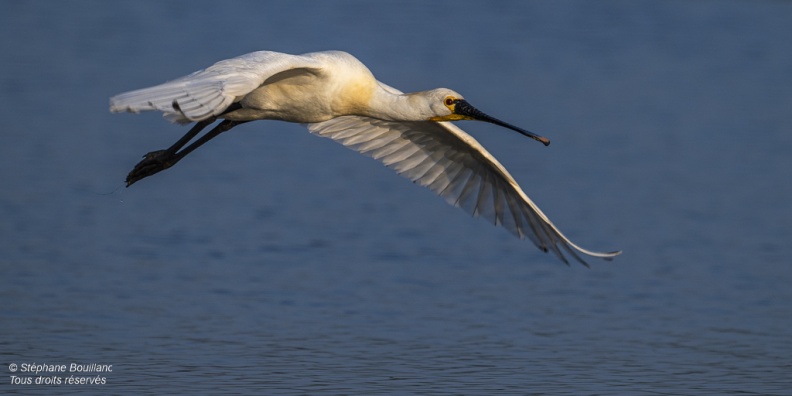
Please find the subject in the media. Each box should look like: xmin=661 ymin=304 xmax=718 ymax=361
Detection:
xmin=599 ymin=250 xmax=623 ymax=261
xmin=108 ymin=97 xmax=130 ymax=113
xmin=542 ymin=241 xmax=621 ymax=267
xmin=573 ymin=248 xmax=622 ymax=267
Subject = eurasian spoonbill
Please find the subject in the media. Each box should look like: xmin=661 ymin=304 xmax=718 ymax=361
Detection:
xmin=110 ymin=50 xmax=620 ymax=265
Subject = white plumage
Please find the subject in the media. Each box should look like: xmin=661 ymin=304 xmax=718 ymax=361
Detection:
xmin=110 ymin=50 xmax=621 ymax=265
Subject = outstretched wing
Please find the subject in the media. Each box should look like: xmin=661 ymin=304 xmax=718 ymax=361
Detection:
xmin=109 ymin=51 xmax=323 ymax=124
xmin=307 ymin=115 xmax=621 ymax=266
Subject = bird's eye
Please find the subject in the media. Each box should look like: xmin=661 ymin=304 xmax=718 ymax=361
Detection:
xmin=444 ymin=97 xmax=455 ymax=106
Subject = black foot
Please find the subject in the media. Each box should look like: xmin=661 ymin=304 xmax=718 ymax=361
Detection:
xmin=126 ymin=149 xmax=178 ymax=187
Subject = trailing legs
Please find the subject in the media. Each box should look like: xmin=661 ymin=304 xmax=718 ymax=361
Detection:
xmin=126 ymin=118 xmax=246 ymax=186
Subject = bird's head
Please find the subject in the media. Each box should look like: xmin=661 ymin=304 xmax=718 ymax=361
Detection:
xmin=426 ymin=88 xmax=550 ymax=146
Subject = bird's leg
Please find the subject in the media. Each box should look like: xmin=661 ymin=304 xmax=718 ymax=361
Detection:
xmin=126 ymin=119 xmax=245 ymax=186
xmin=125 ymin=118 xmax=214 ymax=186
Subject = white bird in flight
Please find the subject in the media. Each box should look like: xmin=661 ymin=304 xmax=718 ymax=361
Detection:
xmin=110 ymin=50 xmax=620 ymax=266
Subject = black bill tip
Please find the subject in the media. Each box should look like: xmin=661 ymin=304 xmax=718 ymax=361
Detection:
xmin=454 ymin=99 xmax=550 ymax=146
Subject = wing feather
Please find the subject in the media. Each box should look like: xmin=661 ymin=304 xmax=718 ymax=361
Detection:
xmin=110 ymin=51 xmax=324 ymax=124
xmin=307 ymin=115 xmax=621 ymax=265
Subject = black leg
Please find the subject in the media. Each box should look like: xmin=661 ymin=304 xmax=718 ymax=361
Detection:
xmin=126 ymin=119 xmax=245 ymax=187
xmin=165 ymin=118 xmax=216 ymax=154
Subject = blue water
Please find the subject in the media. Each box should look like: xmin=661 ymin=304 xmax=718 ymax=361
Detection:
xmin=2 ymin=1 xmax=791 ymax=394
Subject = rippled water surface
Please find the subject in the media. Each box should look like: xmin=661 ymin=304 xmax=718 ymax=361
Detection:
xmin=2 ymin=1 xmax=791 ymax=394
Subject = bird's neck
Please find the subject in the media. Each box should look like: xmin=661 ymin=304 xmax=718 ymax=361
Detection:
xmin=365 ymin=89 xmax=434 ymax=122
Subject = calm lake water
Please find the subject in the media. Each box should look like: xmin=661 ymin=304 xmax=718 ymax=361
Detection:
xmin=2 ymin=1 xmax=791 ymax=394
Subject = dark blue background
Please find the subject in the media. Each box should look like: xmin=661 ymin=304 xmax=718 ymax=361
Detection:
xmin=2 ymin=1 xmax=790 ymax=394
